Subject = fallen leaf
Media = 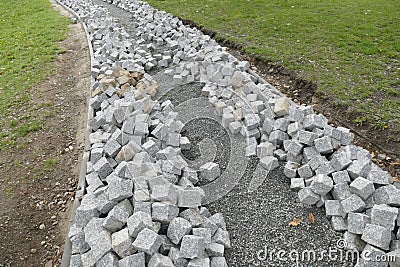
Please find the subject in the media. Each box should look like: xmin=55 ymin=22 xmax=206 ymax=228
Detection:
xmin=393 ymin=177 xmax=400 ymax=183
xmin=309 ymin=212 xmax=315 ymax=224
xmin=288 ymin=218 xmax=302 ymax=226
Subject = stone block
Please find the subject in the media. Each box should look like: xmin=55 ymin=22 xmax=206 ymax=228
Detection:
xmin=127 ymin=211 xmax=153 ymax=238
xmin=118 ymin=252 xmax=146 ymax=267
xmin=343 ymin=231 xmax=366 ymax=252
xmin=373 ymin=185 xmax=400 ymax=206
xmin=310 ymin=174 xmax=333 ymax=196
xmin=298 ymin=188 xmax=320 ymax=205
xmin=210 ymin=257 xmax=228 ymax=267
xmin=268 ymin=130 xmax=289 ymax=146
xmin=187 ymin=258 xmax=210 ymax=267
xmin=330 ymin=152 xmax=352 ymax=171
xmin=259 ymin=156 xmax=279 ymax=171
xmin=103 ymin=199 xmax=133 ymax=233
xmin=330 ymin=216 xmax=347 ymax=232
xmin=152 ymin=202 xmax=179 ymax=223
xmin=341 ymin=194 xmax=366 ymax=213
xmin=180 ymin=235 xmax=205 ymax=259
xmin=93 ymin=157 xmax=113 ymax=180
xmin=273 ymin=97 xmax=289 ymax=117
xmin=332 ymin=182 xmax=352 ymax=201
xmin=180 ymin=208 xmax=206 ymax=227
xmin=206 ymin=243 xmax=224 ymax=257
xmin=150 ymin=183 xmax=178 ymax=205
xmin=314 ymin=136 xmax=334 ymax=155
xmin=347 ymin=159 xmax=371 ymax=179
xmin=112 ymin=228 xmax=135 ymax=258
xmin=84 ymin=218 xmax=112 ymax=262
xmin=148 ymin=253 xmax=175 ymax=267
xmin=297 ymin=130 xmax=318 ymax=146
xmin=284 ymin=161 xmax=300 ymax=178
xmin=297 ymin=164 xmax=313 ymax=179
xmin=177 ymin=188 xmax=205 ymax=208
xmin=212 ymin=228 xmax=231 ymax=248
xmin=167 ymin=217 xmax=192 ymax=245
xmin=325 ymin=200 xmax=345 ymax=218
xmin=256 ymin=142 xmax=274 ymax=158
xmin=199 ymin=162 xmax=221 ymax=182
xmin=368 ymin=169 xmax=390 ymax=185
xmin=347 ymin=212 xmax=370 ymax=235
xmin=132 ymin=228 xmax=163 ymax=255
xmin=290 ymin=178 xmax=305 ymax=192
xmin=332 ymin=171 xmax=351 ymax=184
xmin=349 ymin=177 xmax=375 ymax=200
xmin=97 ymin=252 xmax=119 ymax=267
xmin=361 ymin=224 xmax=391 ymax=250
xmin=371 ymin=204 xmax=398 ymax=230
xmin=106 ymin=174 xmax=133 ymax=202
xmin=228 ymin=121 xmax=242 ymax=134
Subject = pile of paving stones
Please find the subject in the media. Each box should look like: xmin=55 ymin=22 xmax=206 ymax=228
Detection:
xmin=59 ymin=0 xmax=400 ymax=266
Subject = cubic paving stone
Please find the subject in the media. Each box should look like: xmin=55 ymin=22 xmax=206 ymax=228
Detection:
xmin=187 ymin=258 xmax=210 ymax=267
xmin=341 ymin=194 xmax=366 ymax=213
xmin=152 ymin=202 xmax=180 ymax=223
xmin=193 ymin=227 xmax=212 ymax=245
xmin=296 ymin=164 xmax=312 ymax=179
xmin=169 ymin=247 xmax=189 ymax=267
xmin=150 ymin=183 xmax=178 ymax=204
xmin=349 ymin=177 xmax=375 ymax=200
xmin=347 ymin=212 xmax=370 ymax=235
xmin=127 ymin=211 xmax=153 ymax=238
xmin=298 ymin=188 xmax=320 ymax=205
xmin=347 ymin=159 xmax=371 ymax=179
xmin=331 ymin=182 xmax=352 ymax=201
xmin=361 ymin=223 xmax=391 ymax=250
xmin=206 ymin=242 xmax=225 ymax=257
xmin=93 ymin=157 xmax=113 ymax=180
xmin=96 ymin=252 xmax=119 ymax=267
xmin=284 ymin=161 xmax=299 ymax=178
xmin=332 ymin=170 xmax=351 ymax=184
xmin=103 ymin=199 xmax=133 ymax=233
xmin=212 ymin=228 xmax=231 ymax=249
xmin=256 ymin=142 xmax=274 ymax=158
xmin=273 ymin=96 xmax=289 ymax=117
xmin=387 ymin=250 xmax=400 ymax=267
xmin=228 ymin=121 xmax=242 ymax=134
xmin=268 ymin=130 xmax=289 ymax=146
xmin=111 ymin=228 xmax=135 ymax=258
xmin=314 ymin=136 xmax=334 ymax=155
xmin=297 ymin=130 xmax=318 ymax=146
xmin=368 ymin=169 xmax=390 ymax=185
xmin=356 ymin=244 xmax=387 ymax=267
xmin=370 ymin=204 xmax=398 ymax=230
xmin=199 ymin=162 xmax=221 ymax=182
xmin=342 ymin=231 xmax=366 ymax=252
xmin=106 ymin=174 xmax=133 ymax=202
xmin=167 ymin=217 xmax=192 ymax=245
xmin=177 ymin=188 xmax=205 ymax=208
xmin=330 ymin=152 xmax=352 ymax=171
xmin=210 ymin=257 xmax=228 ymax=267
xmin=148 ymin=253 xmax=175 ymax=267
xmin=132 ymin=228 xmax=163 ymax=255
xmin=118 ymin=252 xmax=146 ymax=267
xmin=324 ymin=200 xmax=345 ymax=218
xmin=330 ymin=216 xmax=347 ymax=232
xmin=180 ymin=208 xmax=206 ymax=227
xmin=290 ymin=178 xmax=305 ymax=192
xmin=259 ymin=156 xmax=279 ymax=171
xmin=209 ymin=213 xmax=227 ymax=230
xmin=180 ymin=235 xmax=205 ymax=259
xmin=310 ymin=174 xmax=333 ymax=196
xmin=373 ymin=185 xmax=400 ymax=206
xmin=84 ymin=218 xmax=112 ymax=262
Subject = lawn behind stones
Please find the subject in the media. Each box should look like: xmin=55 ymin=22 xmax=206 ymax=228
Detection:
xmin=146 ymin=0 xmax=400 ymax=140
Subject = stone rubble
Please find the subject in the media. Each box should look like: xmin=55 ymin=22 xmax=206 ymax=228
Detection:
xmin=58 ymin=0 xmax=400 ymax=265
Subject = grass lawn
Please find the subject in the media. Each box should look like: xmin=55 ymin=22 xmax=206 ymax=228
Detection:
xmin=147 ymin=0 xmax=400 ymax=137
xmin=0 ymin=0 xmax=69 ymax=149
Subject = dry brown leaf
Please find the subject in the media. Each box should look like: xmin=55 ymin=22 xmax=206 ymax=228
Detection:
xmin=288 ymin=218 xmax=302 ymax=227
xmin=393 ymin=177 xmax=400 ymax=183
xmin=309 ymin=212 xmax=315 ymax=224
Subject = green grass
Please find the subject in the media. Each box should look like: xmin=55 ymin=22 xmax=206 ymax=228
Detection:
xmin=147 ymin=0 xmax=400 ymax=132
xmin=0 ymin=0 xmax=69 ymax=150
